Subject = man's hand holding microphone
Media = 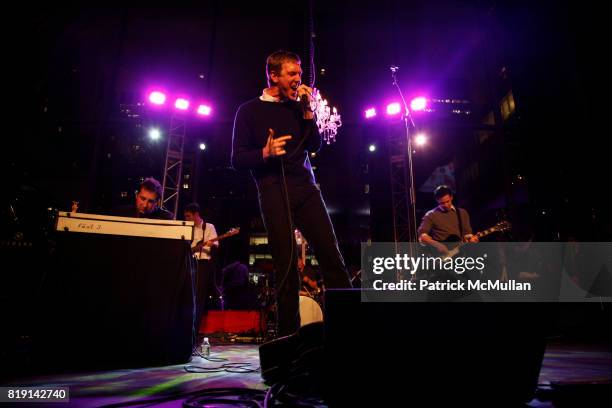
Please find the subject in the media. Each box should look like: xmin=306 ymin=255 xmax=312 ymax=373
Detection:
xmin=297 ymin=84 xmax=315 ymax=119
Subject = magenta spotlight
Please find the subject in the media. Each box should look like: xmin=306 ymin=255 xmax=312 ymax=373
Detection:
xmin=410 ymin=97 xmax=427 ymax=111
xmin=175 ymin=98 xmax=190 ymax=110
xmin=368 ymin=144 xmax=377 ymax=152
xmin=199 ymin=143 xmax=207 ymax=150
xmin=365 ymin=107 xmax=377 ymax=119
xmin=197 ymin=104 xmax=212 ymax=116
xmin=386 ymin=102 xmax=401 ymax=116
xmin=148 ymin=91 xmax=166 ymax=105
xmin=415 ymin=133 xmax=427 ymax=146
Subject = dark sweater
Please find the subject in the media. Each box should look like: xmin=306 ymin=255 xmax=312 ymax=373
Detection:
xmin=231 ymin=97 xmax=321 ymax=187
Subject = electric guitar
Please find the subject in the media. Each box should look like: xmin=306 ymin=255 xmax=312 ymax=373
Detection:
xmin=431 ymin=221 xmax=511 ymax=260
xmin=192 ymin=227 xmax=240 ymax=254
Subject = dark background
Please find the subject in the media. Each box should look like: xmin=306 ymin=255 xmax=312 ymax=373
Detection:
xmin=4 ymin=1 xmax=608 ymax=267
xmin=0 ymin=1 xmax=607 ymax=281
xmin=1 ymin=0 xmax=610 ymax=377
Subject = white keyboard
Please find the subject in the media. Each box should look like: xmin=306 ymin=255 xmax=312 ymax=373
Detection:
xmin=55 ymin=212 xmax=194 ymax=241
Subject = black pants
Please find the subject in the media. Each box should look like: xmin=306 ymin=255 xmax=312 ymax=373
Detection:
xmin=258 ymin=182 xmax=351 ymax=337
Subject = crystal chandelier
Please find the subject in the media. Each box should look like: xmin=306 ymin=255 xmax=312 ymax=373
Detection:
xmin=311 ymin=89 xmax=341 ymax=144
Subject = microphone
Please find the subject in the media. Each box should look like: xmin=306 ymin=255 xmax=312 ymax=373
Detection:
xmin=299 ymin=90 xmax=312 ymax=112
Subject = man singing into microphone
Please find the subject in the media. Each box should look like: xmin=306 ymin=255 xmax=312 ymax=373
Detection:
xmin=231 ymin=50 xmax=351 ymax=337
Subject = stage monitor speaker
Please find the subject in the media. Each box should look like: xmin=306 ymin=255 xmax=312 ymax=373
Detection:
xmin=324 ymin=289 xmax=550 ymax=406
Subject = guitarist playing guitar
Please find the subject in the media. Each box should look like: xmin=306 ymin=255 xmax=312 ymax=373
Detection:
xmin=418 ymin=185 xmax=511 ymax=281
xmin=184 ymin=203 xmax=219 ymax=261
xmin=183 ymin=203 xmax=239 ymax=342
xmin=418 ymin=185 xmax=478 ymax=259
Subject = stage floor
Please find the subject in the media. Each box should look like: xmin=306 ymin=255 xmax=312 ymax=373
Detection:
xmin=2 ymin=341 xmax=611 ymax=407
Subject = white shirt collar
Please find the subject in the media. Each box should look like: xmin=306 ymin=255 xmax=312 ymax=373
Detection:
xmin=438 ymin=205 xmax=456 ymax=212
xmin=260 ymin=88 xmax=281 ymax=103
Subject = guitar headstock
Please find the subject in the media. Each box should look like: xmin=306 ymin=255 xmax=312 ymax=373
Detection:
xmin=225 ymin=227 xmax=240 ymax=237
xmin=476 ymin=220 xmax=512 ymax=240
xmin=493 ymin=221 xmax=512 ymax=233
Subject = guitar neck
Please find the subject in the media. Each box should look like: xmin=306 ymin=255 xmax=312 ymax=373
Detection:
xmin=453 ymin=227 xmax=497 ymax=249
xmin=476 ymin=228 xmax=498 ymax=239
xmin=206 ymin=234 xmax=230 ymax=243
xmin=197 ymin=230 xmax=239 ymax=245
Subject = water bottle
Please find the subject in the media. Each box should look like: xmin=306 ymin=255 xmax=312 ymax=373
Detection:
xmin=201 ymin=337 xmax=211 ymax=358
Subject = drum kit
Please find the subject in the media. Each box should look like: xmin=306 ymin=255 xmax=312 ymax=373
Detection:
xmin=248 ymin=247 xmax=324 ymax=339
xmin=209 ymin=228 xmax=324 ymax=339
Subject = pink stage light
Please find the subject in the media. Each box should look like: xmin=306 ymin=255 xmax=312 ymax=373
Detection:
xmin=197 ymin=104 xmax=212 ymax=116
xmin=410 ymin=97 xmax=427 ymax=112
xmin=148 ymin=91 xmax=166 ymax=105
xmin=364 ymin=107 xmax=377 ymax=119
xmin=386 ymin=102 xmax=401 ymax=116
xmin=175 ymin=98 xmax=190 ymax=110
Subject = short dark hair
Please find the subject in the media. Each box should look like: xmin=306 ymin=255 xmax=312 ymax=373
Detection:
xmin=184 ymin=202 xmax=201 ymax=215
xmin=266 ymin=50 xmax=301 ymax=86
xmin=434 ymin=185 xmax=454 ymax=200
xmin=138 ymin=177 xmax=163 ymax=199
xmin=302 ymin=265 xmax=320 ymax=282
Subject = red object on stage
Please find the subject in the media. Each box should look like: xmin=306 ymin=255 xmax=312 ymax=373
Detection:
xmin=199 ymin=310 xmax=262 ymax=334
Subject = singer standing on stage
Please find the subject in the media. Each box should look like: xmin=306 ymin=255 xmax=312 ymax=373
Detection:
xmin=231 ymin=50 xmax=351 ymax=337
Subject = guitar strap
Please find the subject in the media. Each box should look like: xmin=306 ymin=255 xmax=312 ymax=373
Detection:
xmin=455 ymin=208 xmax=464 ymax=239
